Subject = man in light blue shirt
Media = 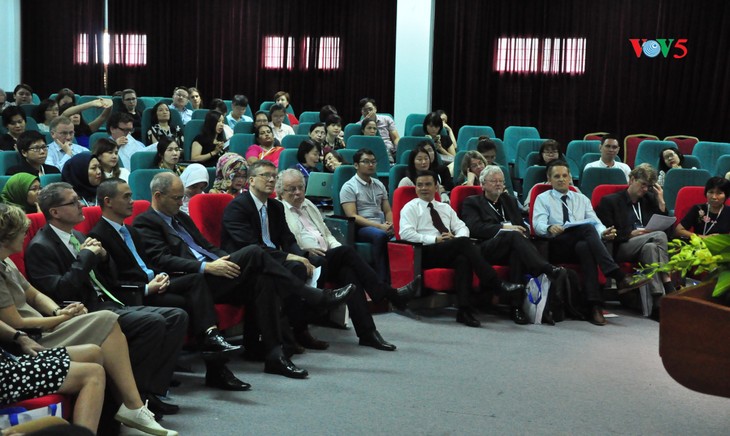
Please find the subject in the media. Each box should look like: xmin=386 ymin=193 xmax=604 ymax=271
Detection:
xmin=46 ymin=116 xmax=89 ymax=171
xmin=533 ymin=160 xmax=649 ymax=326
xmin=225 ymin=94 xmax=253 ymax=129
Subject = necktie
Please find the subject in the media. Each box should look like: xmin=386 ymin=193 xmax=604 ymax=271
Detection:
xmin=119 ymin=226 xmax=154 ymax=281
xmin=296 ymin=207 xmax=327 ymax=250
xmin=561 ymin=195 xmax=570 ymax=224
xmin=170 ymin=219 xmax=220 ymax=261
xmin=68 ymin=234 xmax=124 ymax=306
xmin=428 ymin=203 xmax=450 ymax=234
xmin=260 ymin=206 xmax=276 ymax=248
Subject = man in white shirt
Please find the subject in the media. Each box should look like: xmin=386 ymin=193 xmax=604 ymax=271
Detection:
xmin=399 ymin=170 xmax=525 ymax=327
xmin=108 ymin=112 xmax=146 ymax=170
xmin=583 ymin=134 xmax=631 ymax=181
xmin=171 ymin=87 xmax=193 ymax=125
xmin=46 ymin=116 xmax=89 ymax=171
xmin=533 ymin=160 xmax=650 ymax=326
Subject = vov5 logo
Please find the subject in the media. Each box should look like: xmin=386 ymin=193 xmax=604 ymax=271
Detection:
xmin=629 ymin=39 xmax=688 ymax=59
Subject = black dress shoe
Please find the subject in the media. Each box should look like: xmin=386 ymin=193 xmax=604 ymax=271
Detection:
xmin=511 ymin=307 xmax=529 ymax=325
xmin=320 ymin=284 xmax=355 ymax=307
xmin=456 ymin=308 xmax=481 ymax=327
xmin=500 ymin=281 xmax=525 ymax=294
xmin=616 ymin=274 xmax=653 ymax=294
xmin=145 ymin=394 xmax=179 ymax=416
xmin=264 ymin=356 xmax=309 ymax=379
xmin=387 ymin=275 xmax=421 ymax=310
xmin=205 ymin=364 xmax=251 ymax=391
xmin=200 ymin=330 xmax=242 ymax=360
xmin=294 ymin=330 xmax=329 ymax=350
xmin=358 ymin=330 xmax=396 ymax=351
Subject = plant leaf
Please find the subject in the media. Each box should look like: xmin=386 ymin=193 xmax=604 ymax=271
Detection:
xmin=712 ymin=270 xmax=730 ymax=297
xmin=703 ymin=234 xmax=730 ymax=255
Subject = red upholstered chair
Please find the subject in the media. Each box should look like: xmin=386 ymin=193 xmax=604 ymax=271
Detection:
xmin=664 ymin=135 xmax=699 ymax=156
xmin=125 ymin=200 xmax=151 ymax=226
xmin=624 ymin=134 xmax=659 ymax=167
xmin=3 ymin=394 xmax=72 ymax=422
xmin=674 ymin=186 xmax=706 ymax=224
xmin=74 ymin=206 xmax=102 ymax=234
xmin=187 ymin=193 xmax=242 ymax=330
xmin=449 ymin=185 xmax=482 ymax=217
xmin=9 ymin=213 xmax=46 ymax=278
xmin=584 ymin=131 xmax=609 ymax=141
xmin=590 ymin=184 xmax=628 ymax=210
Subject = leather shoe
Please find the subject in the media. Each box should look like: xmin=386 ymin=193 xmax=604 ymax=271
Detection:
xmin=320 ymin=284 xmax=355 ymax=307
xmin=358 ymin=330 xmax=396 ymax=351
xmin=200 ymin=330 xmax=242 ymax=360
xmin=205 ymin=364 xmax=251 ymax=391
xmin=511 ymin=307 xmax=529 ymax=325
xmin=547 ymin=265 xmax=565 ymax=279
xmin=500 ymin=281 xmax=525 ymax=294
xmin=264 ymin=356 xmax=308 ymax=379
xmin=387 ymin=275 xmax=421 ymax=310
xmin=456 ymin=308 xmax=481 ymax=327
xmin=616 ymin=274 xmax=653 ymax=294
xmin=145 ymin=393 xmax=179 ymax=416
xmin=589 ymin=305 xmax=607 ymax=326
xmin=294 ymin=330 xmax=329 ymax=350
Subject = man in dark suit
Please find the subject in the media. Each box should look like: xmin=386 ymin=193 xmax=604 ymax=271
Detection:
xmin=132 ymin=172 xmax=352 ymax=379
xmin=89 ymin=178 xmax=249 ymax=391
xmin=595 ymin=164 xmax=674 ymax=318
xmin=25 ymin=182 xmax=188 ymax=417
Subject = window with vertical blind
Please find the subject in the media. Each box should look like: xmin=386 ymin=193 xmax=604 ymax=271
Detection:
xmin=262 ymin=35 xmax=341 ymax=71
xmin=74 ymin=33 xmax=147 ymax=66
xmin=495 ymin=37 xmax=586 ymax=74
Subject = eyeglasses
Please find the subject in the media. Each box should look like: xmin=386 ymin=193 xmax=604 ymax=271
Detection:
xmin=282 ymin=185 xmax=305 ymax=193
xmin=55 ymin=198 xmax=81 ymax=208
xmin=28 ymin=146 xmax=48 ymax=152
xmin=254 ymin=172 xmax=277 ymax=180
xmin=358 ymin=159 xmax=377 ymax=166
xmin=486 ymin=179 xmax=505 ymax=185
xmin=115 ymin=127 xmax=135 ymax=134
xmin=54 ymin=130 xmax=74 ymax=137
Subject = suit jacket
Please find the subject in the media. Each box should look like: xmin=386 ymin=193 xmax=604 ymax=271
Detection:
xmin=220 ymin=191 xmax=304 ymax=259
xmin=132 ymin=208 xmax=227 ymax=274
xmin=282 ymin=198 xmax=341 ymax=250
xmin=461 ymin=193 xmax=524 ymax=240
xmin=6 ymin=159 xmax=61 ymax=177
xmin=595 ymin=189 xmax=667 ymax=244
xmin=25 ymin=224 xmax=118 ymax=310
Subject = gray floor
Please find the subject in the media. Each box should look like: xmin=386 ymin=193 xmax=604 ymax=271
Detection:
xmin=124 ymin=306 xmax=728 ymax=435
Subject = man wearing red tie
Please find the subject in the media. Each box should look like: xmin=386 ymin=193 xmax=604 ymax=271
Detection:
xmin=398 ymin=170 xmax=525 ymax=327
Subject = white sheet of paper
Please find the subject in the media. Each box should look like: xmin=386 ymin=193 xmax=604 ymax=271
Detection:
xmin=642 ymin=214 xmax=676 ymax=232
xmin=306 ymin=266 xmax=322 ymax=287
xmin=563 ymin=219 xmax=596 ymax=229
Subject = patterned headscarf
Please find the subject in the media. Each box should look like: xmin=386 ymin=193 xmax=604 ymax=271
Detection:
xmin=212 ymin=152 xmax=248 ymax=193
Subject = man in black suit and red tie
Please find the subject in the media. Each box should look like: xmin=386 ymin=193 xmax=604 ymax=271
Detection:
xmin=89 ymin=178 xmax=249 ymax=391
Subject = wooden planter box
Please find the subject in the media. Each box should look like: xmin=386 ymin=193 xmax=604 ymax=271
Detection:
xmin=659 ymin=279 xmax=730 ymax=398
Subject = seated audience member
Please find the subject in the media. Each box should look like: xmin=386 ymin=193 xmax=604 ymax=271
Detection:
xmin=308 ymin=122 xmax=326 ymax=149
xmin=209 ymin=152 xmax=248 ymax=196
xmin=246 ymin=124 xmax=284 ymax=167
xmin=322 ymin=114 xmax=346 ymax=155
xmin=60 ymin=98 xmax=113 ymax=149
xmin=147 ymin=102 xmax=183 ymax=145
xmin=340 ymin=148 xmax=393 ymax=284
xmin=533 ymin=160 xmax=650 ymax=326
xmin=584 ymin=134 xmax=631 ymax=181
xmin=253 ymin=110 xmax=270 ymax=130
xmin=657 ymin=147 xmax=684 ymax=187
xmin=293 ymin=140 xmax=320 ymax=182
xmin=361 ymin=118 xmax=378 ymax=137
xmin=179 ymin=163 xmax=209 ymax=214
xmin=398 ymin=145 xmax=433 ymax=187
xmin=46 ymin=116 xmax=89 ymax=171
xmin=435 ymin=110 xmax=458 ymax=152
xmin=476 ymin=137 xmax=499 ymax=166
xmin=6 ymin=130 xmax=60 ymax=176
xmin=423 ymin=111 xmax=456 ymax=163
xmin=1 ymin=106 xmax=27 ymax=151
xmin=421 ymin=141 xmax=454 ymax=192
xmin=596 ymin=164 xmax=674 ymax=318
xmin=225 ymin=94 xmax=253 ymax=129
xmin=24 ymin=183 xmax=188 ymax=420
xmin=92 ymin=137 xmax=130 ymax=182
xmin=277 ymin=169 xmax=418 ymax=350
xmin=523 ymin=139 xmax=574 ymax=209
xmin=461 ymin=166 xmax=564 ymax=324
xmin=54 ymin=87 xmax=77 ymax=108
xmin=61 ymin=153 xmax=102 ymax=206
xmin=268 ymin=103 xmax=295 ymax=142
xmin=108 ymin=112 xmax=146 ymax=170
xmin=0 ymin=317 xmax=105 ymax=434
xmin=399 ymin=170 xmax=524 ymax=327
xmin=170 ymin=86 xmax=193 ymax=125
xmin=455 ymin=150 xmax=487 ymax=186
xmin=89 ymin=179 xmax=247 ymax=391
xmin=11 ymin=84 xmax=34 ymax=106
xmin=274 ymin=91 xmax=299 ymax=126
xmin=188 ymin=87 xmax=203 ymax=110
xmin=319 ymin=104 xmax=338 ymax=123
xmin=323 ymin=150 xmax=345 ymax=173
xmin=0 ymin=88 xmax=9 ymax=112
xmin=359 ymin=98 xmax=400 ymax=162
xmin=33 ymin=99 xmax=59 ymax=133
xmin=153 ymin=136 xmax=185 ymax=175
xmin=117 ymin=89 xmax=143 ymax=141
xmin=1 ymin=173 xmax=41 ymax=213
xmin=133 ymin=172 xmax=352 ymax=378
xmin=675 ymin=176 xmax=730 ymax=238
xmin=191 ymin=110 xmax=227 ymax=167
xmin=209 ymin=99 xmax=235 ymax=140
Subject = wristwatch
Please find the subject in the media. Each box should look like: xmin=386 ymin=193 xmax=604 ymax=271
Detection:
xmin=13 ymin=331 xmax=27 ymax=342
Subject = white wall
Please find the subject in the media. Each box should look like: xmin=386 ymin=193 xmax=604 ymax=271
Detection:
xmin=0 ymin=0 xmax=21 ymax=92
xmin=394 ymin=0 xmax=434 ymax=135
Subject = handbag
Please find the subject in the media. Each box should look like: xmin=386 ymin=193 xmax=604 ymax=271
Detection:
xmin=522 ymin=273 xmax=550 ymax=324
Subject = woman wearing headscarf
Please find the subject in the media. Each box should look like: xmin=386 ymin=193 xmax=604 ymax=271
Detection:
xmin=1 ymin=173 xmax=42 ymax=213
xmin=179 ymin=163 xmax=210 ymax=214
xmin=61 ymin=153 xmax=102 ymax=206
xmin=209 ymin=152 xmax=248 ymax=196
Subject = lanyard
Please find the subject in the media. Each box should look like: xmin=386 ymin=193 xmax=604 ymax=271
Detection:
xmin=632 ymin=203 xmax=642 ymax=226
xmin=487 ymin=200 xmax=505 ymax=222
xmin=703 ymin=204 xmax=724 ymax=235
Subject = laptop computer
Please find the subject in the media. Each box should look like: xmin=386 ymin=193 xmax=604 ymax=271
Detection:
xmin=305 ymin=172 xmax=334 ymax=198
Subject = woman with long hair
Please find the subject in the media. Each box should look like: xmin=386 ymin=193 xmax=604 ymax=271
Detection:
xmin=147 ymin=102 xmax=183 ymax=145
xmin=245 ymin=124 xmax=284 ymax=167
xmin=33 ymin=99 xmax=59 ymax=133
xmin=153 ymin=136 xmax=185 ymax=175
xmin=191 ymin=110 xmax=227 ymax=166
xmin=92 ymin=138 xmax=129 ymax=181
xmin=322 ymin=114 xmax=346 ymax=155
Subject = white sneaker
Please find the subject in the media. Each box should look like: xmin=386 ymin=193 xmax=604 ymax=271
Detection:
xmin=115 ymin=401 xmax=179 ymax=436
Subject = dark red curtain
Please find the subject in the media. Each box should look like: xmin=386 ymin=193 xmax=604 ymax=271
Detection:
xmin=22 ymin=0 xmax=396 ymax=123
xmin=432 ymin=0 xmax=730 ymax=144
